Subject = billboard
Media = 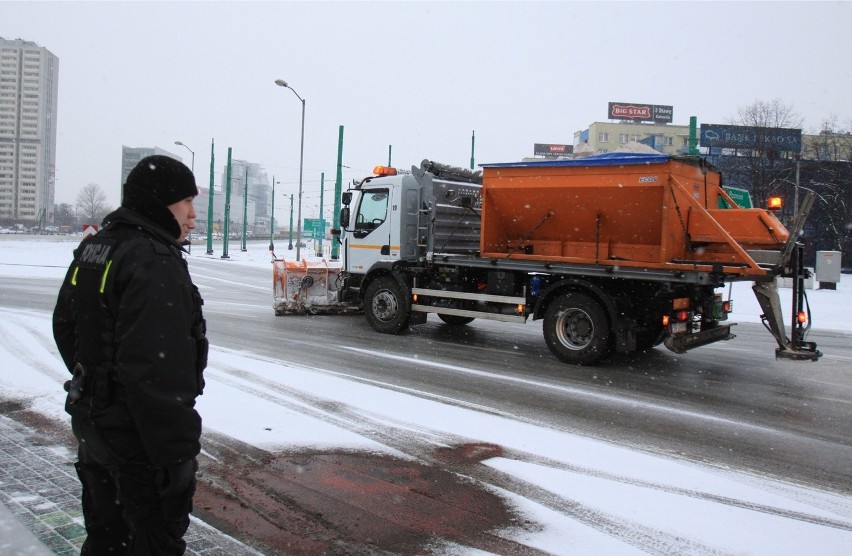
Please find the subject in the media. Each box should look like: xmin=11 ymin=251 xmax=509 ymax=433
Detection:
xmin=700 ymin=124 xmax=802 ymax=152
xmin=534 ymin=143 xmax=573 ymax=157
xmin=608 ymin=102 xmax=673 ymax=124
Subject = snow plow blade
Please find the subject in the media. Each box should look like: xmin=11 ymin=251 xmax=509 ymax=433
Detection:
xmin=272 ymin=258 xmax=354 ymax=315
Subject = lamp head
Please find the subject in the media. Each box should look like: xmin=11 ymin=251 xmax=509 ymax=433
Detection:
xmin=274 ymin=79 xmax=288 ymax=88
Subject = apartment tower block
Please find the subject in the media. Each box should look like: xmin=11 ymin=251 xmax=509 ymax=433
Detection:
xmin=0 ymin=37 xmax=59 ymax=224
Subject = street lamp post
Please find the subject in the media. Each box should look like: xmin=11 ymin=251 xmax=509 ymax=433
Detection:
xmin=288 ymin=193 xmax=294 ymax=249
xmin=275 ymin=78 xmax=306 ymax=261
xmin=174 ymin=141 xmax=195 ymax=174
xmin=269 ymin=175 xmax=277 ymax=252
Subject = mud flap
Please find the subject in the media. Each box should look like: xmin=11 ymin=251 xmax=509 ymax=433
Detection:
xmin=664 ymin=324 xmax=736 ymax=354
xmin=273 ymin=258 xmax=348 ymax=314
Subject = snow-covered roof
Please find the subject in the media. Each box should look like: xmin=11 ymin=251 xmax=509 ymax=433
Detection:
xmin=481 ymin=152 xmax=671 ymax=168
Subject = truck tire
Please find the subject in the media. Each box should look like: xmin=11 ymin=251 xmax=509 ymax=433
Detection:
xmin=438 ymin=314 xmax=475 ymax=326
xmin=543 ymin=292 xmax=611 ymax=365
xmin=364 ymin=275 xmax=411 ymax=334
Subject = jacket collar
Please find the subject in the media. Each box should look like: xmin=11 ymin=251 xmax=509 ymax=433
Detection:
xmin=101 ymin=208 xmax=186 ymax=252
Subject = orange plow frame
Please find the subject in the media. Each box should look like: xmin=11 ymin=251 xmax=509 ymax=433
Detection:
xmin=272 ymin=258 xmax=352 ymax=315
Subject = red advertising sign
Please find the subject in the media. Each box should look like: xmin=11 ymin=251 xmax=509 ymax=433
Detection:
xmin=534 ymin=143 xmax=574 ymax=157
xmin=608 ymin=102 xmax=673 ymax=123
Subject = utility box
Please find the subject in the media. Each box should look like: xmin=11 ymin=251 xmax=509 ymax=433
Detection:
xmin=815 ymin=251 xmax=842 ymax=290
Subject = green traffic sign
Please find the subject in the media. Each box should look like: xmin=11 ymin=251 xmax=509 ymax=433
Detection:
xmin=719 ymin=186 xmax=753 ymax=209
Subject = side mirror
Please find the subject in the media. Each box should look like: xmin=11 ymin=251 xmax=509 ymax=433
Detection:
xmin=340 ymin=207 xmax=350 ymax=228
xmin=341 ymin=191 xmax=352 ymax=206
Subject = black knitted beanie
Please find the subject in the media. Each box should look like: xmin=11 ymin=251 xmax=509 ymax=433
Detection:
xmin=122 ymin=155 xmax=197 ymax=238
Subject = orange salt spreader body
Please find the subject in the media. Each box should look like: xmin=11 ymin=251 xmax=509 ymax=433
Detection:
xmin=480 ymin=154 xmax=786 ymax=279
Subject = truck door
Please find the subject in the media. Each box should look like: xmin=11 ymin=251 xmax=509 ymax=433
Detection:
xmin=346 ymin=187 xmax=392 ymax=272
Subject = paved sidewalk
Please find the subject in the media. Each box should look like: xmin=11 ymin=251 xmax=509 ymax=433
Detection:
xmin=0 ymin=414 xmax=260 ymax=555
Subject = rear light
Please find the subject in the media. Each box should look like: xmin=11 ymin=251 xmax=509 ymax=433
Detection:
xmin=412 ymin=293 xmax=419 ymax=303
xmin=677 ymin=310 xmax=690 ymax=322
xmin=723 ymin=300 xmax=732 ymax=313
xmin=517 ymin=304 xmax=524 ymax=315
xmin=673 ymin=297 xmax=690 ymax=310
xmin=662 ymin=315 xmax=670 ymax=326
xmin=797 ymin=311 xmax=807 ymax=324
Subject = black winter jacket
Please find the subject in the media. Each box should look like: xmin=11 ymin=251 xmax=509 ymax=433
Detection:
xmin=53 ymin=207 xmax=206 ymax=468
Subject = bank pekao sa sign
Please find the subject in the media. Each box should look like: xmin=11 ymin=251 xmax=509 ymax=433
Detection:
xmin=608 ymin=102 xmax=673 ymax=124
xmin=700 ymin=124 xmax=801 ymax=152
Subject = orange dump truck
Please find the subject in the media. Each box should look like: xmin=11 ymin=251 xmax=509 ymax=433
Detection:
xmin=274 ymin=153 xmax=820 ymax=365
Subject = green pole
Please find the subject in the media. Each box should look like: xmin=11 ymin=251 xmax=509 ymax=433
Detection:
xmin=241 ymin=165 xmax=248 ymax=251
xmin=689 ymin=116 xmax=699 ymax=156
xmin=470 ymin=130 xmax=475 ymax=170
xmin=287 ymin=194 xmax=293 ymax=250
xmin=331 ymin=125 xmax=344 ymax=260
xmin=221 ymin=148 xmax=232 ymax=259
xmin=205 ymin=138 xmax=214 ymax=254
xmin=269 ymin=174 xmax=275 ymax=252
xmin=317 ymin=172 xmax=324 ymax=257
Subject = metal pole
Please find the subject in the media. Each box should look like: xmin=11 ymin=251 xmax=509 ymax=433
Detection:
xmin=470 ymin=130 xmax=475 ymax=170
xmin=317 ymin=172 xmax=324 ymax=257
xmin=175 ymin=141 xmax=195 ymax=174
xmin=688 ymin=117 xmax=699 ymax=155
xmin=388 ymin=145 xmax=392 ymax=167
xmin=269 ymin=175 xmax=275 ymax=251
xmin=222 ymin=148 xmax=232 ymax=259
xmin=288 ymin=194 xmax=294 ymax=249
xmin=274 ymin=79 xmax=306 ymax=261
xmin=794 ymin=156 xmax=800 ymax=216
xmin=241 ymin=165 xmax=248 ymax=252
xmin=331 ymin=125 xmax=344 ymax=260
xmin=206 ymin=139 xmax=214 ymax=254
xmin=295 ymin=96 xmax=305 ymax=261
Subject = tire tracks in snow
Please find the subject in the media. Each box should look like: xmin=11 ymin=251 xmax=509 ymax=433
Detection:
xmin=205 ymin=361 xmax=785 ymax=555
xmin=0 ymin=310 xmax=67 ymax=384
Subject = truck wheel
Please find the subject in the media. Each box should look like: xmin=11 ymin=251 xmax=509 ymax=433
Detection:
xmin=438 ymin=314 xmax=475 ymax=326
xmin=364 ymin=276 xmax=411 ymax=334
xmin=543 ymin=292 xmax=610 ymax=365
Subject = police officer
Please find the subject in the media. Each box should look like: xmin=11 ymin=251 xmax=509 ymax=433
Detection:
xmin=53 ymin=155 xmax=208 ymax=555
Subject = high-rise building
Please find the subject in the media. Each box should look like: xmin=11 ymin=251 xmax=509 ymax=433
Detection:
xmin=0 ymin=37 xmax=59 ymax=224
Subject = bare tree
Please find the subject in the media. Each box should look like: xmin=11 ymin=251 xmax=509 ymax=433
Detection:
xmin=75 ymin=183 xmax=109 ymax=223
xmin=735 ymin=98 xmax=802 ymax=131
xmin=800 ymin=160 xmax=852 ymax=265
xmin=54 ymin=203 xmax=76 ymax=229
xmin=716 ymin=99 xmax=804 ymax=209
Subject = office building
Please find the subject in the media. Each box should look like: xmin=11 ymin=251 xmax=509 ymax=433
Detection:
xmin=120 ymin=146 xmax=184 ymax=201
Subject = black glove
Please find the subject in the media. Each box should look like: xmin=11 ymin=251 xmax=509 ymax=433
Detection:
xmin=156 ymin=459 xmax=198 ymax=498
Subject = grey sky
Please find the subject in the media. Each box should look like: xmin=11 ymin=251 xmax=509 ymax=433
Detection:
xmin=4 ymin=0 xmax=851 ymax=216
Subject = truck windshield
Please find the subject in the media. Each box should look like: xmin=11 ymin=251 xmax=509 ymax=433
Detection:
xmin=354 ymin=189 xmax=388 ymax=231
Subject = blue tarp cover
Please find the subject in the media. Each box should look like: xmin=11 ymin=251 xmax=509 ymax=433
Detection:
xmin=480 ymin=152 xmax=671 ymax=168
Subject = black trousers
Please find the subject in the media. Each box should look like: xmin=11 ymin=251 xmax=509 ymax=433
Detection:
xmin=73 ymin=429 xmax=195 ymax=555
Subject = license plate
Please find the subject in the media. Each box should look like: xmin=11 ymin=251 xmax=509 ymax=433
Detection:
xmin=671 ymin=321 xmax=687 ymax=334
